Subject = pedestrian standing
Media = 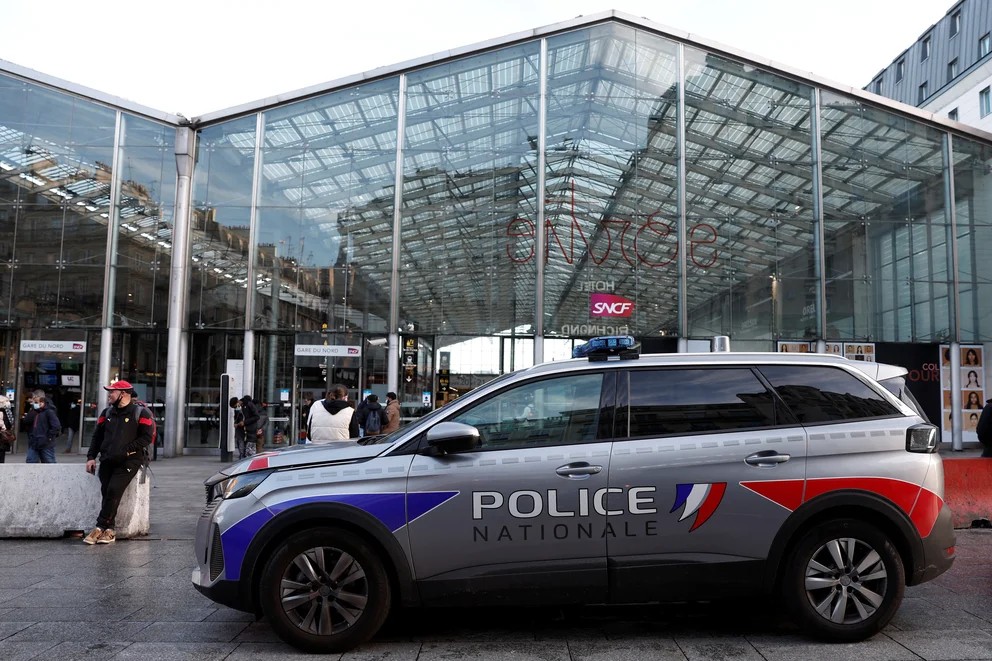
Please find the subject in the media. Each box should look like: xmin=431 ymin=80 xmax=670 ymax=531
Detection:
xmin=83 ymin=380 xmax=155 ymax=544
xmin=976 ymin=397 xmax=992 ymax=458
xmin=383 ymin=391 xmax=400 ymax=433
xmin=240 ymin=395 xmax=267 ymax=454
xmin=61 ymin=396 xmax=81 ymax=453
xmin=22 ymin=390 xmax=60 ymax=463
xmin=0 ymin=394 xmax=14 ymax=462
xmin=306 ymin=385 xmax=359 ymax=443
xmin=355 ymin=393 xmax=387 ymax=436
xmin=230 ymin=396 xmax=251 ymax=459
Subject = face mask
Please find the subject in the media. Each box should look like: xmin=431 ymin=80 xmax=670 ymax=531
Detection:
xmin=32 ymin=403 xmax=40 ymax=409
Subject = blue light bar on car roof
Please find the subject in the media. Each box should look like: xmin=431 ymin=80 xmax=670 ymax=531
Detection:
xmin=572 ymin=335 xmax=640 ymax=361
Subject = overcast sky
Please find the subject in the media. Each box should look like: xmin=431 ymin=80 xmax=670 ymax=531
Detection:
xmin=0 ymin=0 xmax=951 ymax=117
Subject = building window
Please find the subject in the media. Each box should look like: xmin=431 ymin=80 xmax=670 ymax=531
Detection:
xmin=949 ymin=108 xmax=959 ymax=120
xmin=874 ymin=77 xmax=883 ymax=94
xmin=896 ymin=59 xmax=905 ymax=82
xmin=951 ymin=11 xmax=961 ymax=37
xmin=949 ymin=58 xmax=959 ymax=81
xmin=918 ymin=82 xmax=929 ymax=104
xmin=981 ymin=87 xmax=991 ymax=117
xmin=921 ymin=36 xmax=931 ymax=62
xmin=981 ymin=33 xmax=991 ymax=58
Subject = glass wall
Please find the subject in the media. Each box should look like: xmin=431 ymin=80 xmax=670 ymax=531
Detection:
xmin=402 ymin=42 xmax=541 ymax=340
xmin=952 ymin=135 xmax=992 ymax=342
xmin=684 ymin=48 xmax=815 ymax=345
xmin=189 ymin=116 xmax=256 ymax=330
xmin=0 ymin=72 xmax=175 ymax=450
xmin=256 ymin=80 xmax=400 ymax=335
xmin=820 ymin=92 xmax=952 ymax=342
xmin=0 ymin=75 xmax=116 ymax=330
xmin=544 ymin=24 xmax=680 ymax=339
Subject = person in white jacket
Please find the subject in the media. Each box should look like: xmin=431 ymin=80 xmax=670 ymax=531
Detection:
xmin=306 ymin=385 xmax=359 ymax=443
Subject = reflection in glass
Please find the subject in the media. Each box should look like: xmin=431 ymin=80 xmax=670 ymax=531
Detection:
xmin=544 ymin=25 xmax=679 ymax=338
xmin=820 ymin=91 xmax=949 ymax=341
xmin=683 ymin=47 xmax=814 ymax=340
xmin=403 ymin=42 xmax=540 ymax=337
xmin=189 ymin=117 xmax=257 ymax=329
xmin=951 ymin=135 xmax=992 ymax=341
xmin=257 ymin=79 xmax=400 ymax=332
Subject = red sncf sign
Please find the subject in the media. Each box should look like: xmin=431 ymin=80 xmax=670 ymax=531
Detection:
xmin=590 ymin=293 xmax=634 ymax=318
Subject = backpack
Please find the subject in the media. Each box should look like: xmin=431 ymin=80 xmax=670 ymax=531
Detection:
xmin=364 ymin=408 xmax=382 ymax=434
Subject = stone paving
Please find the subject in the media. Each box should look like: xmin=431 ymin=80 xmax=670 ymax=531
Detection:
xmin=0 ymin=451 xmax=990 ymax=660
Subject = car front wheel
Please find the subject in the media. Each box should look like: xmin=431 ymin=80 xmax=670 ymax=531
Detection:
xmin=783 ymin=518 xmax=905 ymax=642
xmin=259 ymin=527 xmax=391 ymax=653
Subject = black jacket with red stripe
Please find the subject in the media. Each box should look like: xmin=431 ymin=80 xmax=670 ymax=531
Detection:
xmin=87 ymin=400 xmax=155 ymax=461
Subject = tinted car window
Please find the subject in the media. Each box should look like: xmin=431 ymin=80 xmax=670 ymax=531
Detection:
xmin=626 ymin=368 xmax=777 ymax=437
xmin=758 ymin=365 xmax=900 ymax=423
xmin=450 ymin=372 xmax=608 ymax=449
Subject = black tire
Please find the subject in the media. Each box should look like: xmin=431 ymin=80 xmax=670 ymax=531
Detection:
xmin=259 ymin=527 xmax=391 ymax=653
xmin=783 ymin=518 xmax=905 ymax=642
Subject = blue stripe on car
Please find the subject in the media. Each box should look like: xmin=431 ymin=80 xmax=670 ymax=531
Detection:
xmin=220 ymin=491 xmax=459 ymax=581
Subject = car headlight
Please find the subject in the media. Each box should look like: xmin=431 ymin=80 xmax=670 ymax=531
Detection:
xmin=206 ymin=470 xmax=272 ymax=501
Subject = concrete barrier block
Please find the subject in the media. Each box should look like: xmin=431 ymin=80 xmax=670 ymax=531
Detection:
xmin=943 ymin=457 xmax=992 ymax=528
xmin=0 ymin=465 xmax=150 ymax=538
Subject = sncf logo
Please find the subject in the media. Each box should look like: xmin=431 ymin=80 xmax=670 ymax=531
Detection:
xmin=347 ymin=348 xmax=359 ymax=355
xmin=590 ymin=293 xmax=634 ymax=318
xmin=72 ymin=343 xmax=84 ymax=350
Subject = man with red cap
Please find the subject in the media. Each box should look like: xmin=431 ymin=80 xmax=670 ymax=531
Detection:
xmin=83 ymin=380 xmax=155 ymax=544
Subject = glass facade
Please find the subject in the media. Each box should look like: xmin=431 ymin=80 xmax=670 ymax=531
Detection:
xmin=4 ymin=15 xmax=992 ymax=453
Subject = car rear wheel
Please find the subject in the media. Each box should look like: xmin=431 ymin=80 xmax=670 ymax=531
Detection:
xmin=259 ymin=527 xmax=391 ymax=653
xmin=783 ymin=518 xmax=905 ymax=642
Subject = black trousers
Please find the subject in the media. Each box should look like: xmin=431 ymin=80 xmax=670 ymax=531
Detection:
xmin=96 ymin=456 xmax=143 ymax=529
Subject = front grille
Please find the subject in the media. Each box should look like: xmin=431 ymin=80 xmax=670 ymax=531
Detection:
xmin=209 ymin=524 xmax=224 ymax=581
xmin=204 ymin=484 xmax=213 ymax=504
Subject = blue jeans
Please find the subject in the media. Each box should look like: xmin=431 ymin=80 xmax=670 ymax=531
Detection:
xmin=26 ymin=445 xmax=56 ymax=463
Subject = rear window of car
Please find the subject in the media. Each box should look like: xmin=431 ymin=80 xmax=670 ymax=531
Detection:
xmin=757 ymin=365 xmax=900 ymax=424
xmin=624 ymin=367 xmax=781 ymax=437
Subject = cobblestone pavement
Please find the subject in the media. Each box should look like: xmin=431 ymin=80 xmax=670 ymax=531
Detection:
xmin=1 ymin=452 xmax=990 ymax=660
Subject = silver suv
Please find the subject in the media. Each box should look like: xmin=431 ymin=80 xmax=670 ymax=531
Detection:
xmin=192 ymin=338 xmax=955 ymax=653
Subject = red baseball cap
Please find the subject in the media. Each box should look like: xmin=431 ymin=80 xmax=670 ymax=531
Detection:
xmin=103 ymin=380 xmax=134 ymax=391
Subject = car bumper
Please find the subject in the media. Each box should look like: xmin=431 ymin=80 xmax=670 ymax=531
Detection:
xmin=912 ymin=503 xmax=956 ymax=585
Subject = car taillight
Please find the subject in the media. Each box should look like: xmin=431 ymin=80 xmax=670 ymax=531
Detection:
xmin=906 ymin=424 xmax=938 ymax=453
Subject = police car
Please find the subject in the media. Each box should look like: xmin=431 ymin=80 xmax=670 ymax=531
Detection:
xmin=192 ymin=337 xmax=955 ymax=652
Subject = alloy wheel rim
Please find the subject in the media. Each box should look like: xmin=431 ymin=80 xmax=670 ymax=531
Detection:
xmin=279 ymin=546 xmax=369 ymax=635
xmin=803 ymin=536 xmax=888 ymax=625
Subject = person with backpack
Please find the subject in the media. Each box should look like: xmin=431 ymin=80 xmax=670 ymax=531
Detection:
xmin=355 ymin=393 xmax=387 ymax=436
xmin=83 ymin=380 xmax=155 ymax=544
xmin=306 ymin=385 xmax=359 ymax=443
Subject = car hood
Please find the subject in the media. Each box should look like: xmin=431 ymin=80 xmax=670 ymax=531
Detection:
xmin=219 ymin=440 xmax=398 ymax=477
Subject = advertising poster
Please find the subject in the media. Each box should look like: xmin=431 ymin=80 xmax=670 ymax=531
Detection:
xmin=843 ymin=343 xmax=875 ymax=362
xmin=777 ymin=341 xmax=812 ymax=353
xmin=940 ymin=344 xmax=984 ymax=442
xmin=874 ymin=343 xmax=941 ymax=432
xmin=823 ymin=342 xmax=843 ymax=356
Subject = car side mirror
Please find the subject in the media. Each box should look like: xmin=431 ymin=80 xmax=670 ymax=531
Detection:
xmin=422 ymin=422 xmax=480 ymax=455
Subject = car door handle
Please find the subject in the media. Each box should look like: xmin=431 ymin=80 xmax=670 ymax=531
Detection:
xmin=556 ymin=462 xmax=602 ymax=478
xmin=744 ymin=451 xmax=791 ymax=467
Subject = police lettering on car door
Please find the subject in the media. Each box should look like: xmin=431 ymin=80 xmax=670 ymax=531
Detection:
xmin=470 ymin=482 xmax=726 ymax=541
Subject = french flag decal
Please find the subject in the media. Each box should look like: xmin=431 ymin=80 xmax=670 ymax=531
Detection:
xmin=670 ymin=482 xmax=727 ymax=532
